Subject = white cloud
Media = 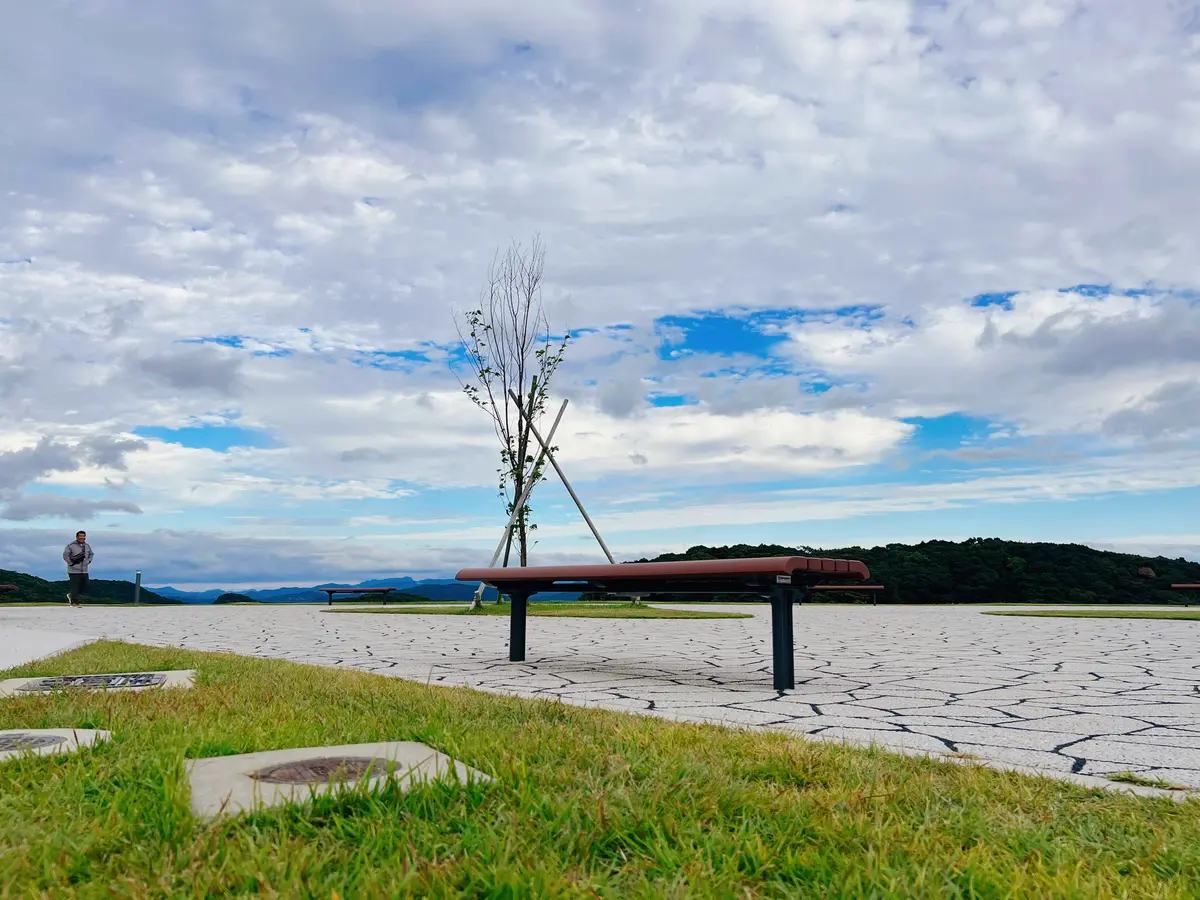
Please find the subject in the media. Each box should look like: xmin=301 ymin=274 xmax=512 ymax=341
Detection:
xmin=789 ymin=289 xmax=1200 ymax=438
xmin=1 ymin=0 xmax=1198 ymax=575
xmin=377 ymin=447 xmax=1200 ymax=545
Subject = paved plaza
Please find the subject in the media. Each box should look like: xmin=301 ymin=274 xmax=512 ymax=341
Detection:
xmin=2 ymin=603 xmax=1198 ymax=790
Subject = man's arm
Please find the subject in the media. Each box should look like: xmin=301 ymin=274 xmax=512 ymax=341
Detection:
xmin=63 ymin=545 xmax=71 ymax=565
xmin=85 ymin=544 xmax=94 ymax=564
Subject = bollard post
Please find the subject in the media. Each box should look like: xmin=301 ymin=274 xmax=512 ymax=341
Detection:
xmin=134 ymin=570 xmax=141 ymax=606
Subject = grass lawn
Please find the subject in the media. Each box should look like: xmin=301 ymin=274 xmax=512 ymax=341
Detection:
xmin=329 ymin=601 xmax=752 ymax=620
xmin=2 ymin=643 xmax=1200 ymax=897
xmin=984 ymin=609 xmax=1200 ymax=621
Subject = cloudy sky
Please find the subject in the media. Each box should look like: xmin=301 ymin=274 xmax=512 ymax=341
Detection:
xmin=2 ymin=0 xmax=1199 ymax=588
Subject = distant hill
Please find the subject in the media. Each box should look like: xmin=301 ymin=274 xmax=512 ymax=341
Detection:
xmin=0 ymin=568 xmax=181 ymax=605
xmin=10 ymin=538 xmax=1192 ymax=607
xmin=154 ymin=585 xmax=326 ymax=602
xmin=214 ymin=592 xmax=256 ymax=604
xmin=152 ymin=579 xmax=510 ymax=604
xmin=317 ymin=577 xmax=418 ymax=590
xmin=320 ymin=592 xmax=437 ymax=605
xmin=634 ymin=539 xmax=1200 ymax=605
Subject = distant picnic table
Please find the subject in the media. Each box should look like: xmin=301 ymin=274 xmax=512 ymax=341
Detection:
xmin=457 ymin=556 xmax=881 ymax=691
xmin=319 ymin=587 xmax=396 ymax=606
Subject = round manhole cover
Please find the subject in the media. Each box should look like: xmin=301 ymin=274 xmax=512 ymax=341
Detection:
xmin=0 ymin=732 xmax=67 ymax=752
xmin=250 ymin=756 xmax=392 ymax=785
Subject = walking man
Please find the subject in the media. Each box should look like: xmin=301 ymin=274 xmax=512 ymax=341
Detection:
xmin=63 ymin=530 xmax=93 ymax=608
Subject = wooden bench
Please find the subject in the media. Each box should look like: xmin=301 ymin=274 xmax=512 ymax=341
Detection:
xmin=0 ymin=585 xmax=16 ymax=595
xmin=319 ymin=587 xmax=396 ymax=606
xmin=455 ymin=556 xmax=877 ymax=691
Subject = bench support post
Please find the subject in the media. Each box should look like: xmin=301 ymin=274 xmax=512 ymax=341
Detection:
xmin=770 ymin=587 xmax=795 ymax=691
xmin=509 ymin=591 xmax=529 ymax=662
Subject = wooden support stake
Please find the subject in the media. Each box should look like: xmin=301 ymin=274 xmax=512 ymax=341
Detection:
xmin=508 ymin=389 xmax=615 ymax=565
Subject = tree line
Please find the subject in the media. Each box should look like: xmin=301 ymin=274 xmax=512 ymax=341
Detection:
xmin=632 ymin=538 xmax=1200 ymax=605
xmin=0 ymin=567 xmax=179 ymax=604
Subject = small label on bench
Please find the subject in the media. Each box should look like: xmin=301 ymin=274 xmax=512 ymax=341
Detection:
xmin=776 ymin=575 xmax=792 ymax=585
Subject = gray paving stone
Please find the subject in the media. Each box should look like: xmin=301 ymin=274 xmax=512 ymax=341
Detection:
xmin=0 ymin=728 xmax=109 ymax=763
xmin=4 ymin=603 xmax=1198 ymax=790
xmin=187 ymin=741 xmax=490 ymax=817
xmin=993 ymin=714 xmax=1153 ymax=735
xmin=796 ymin=727 xmax=957 ymax=755
xmin=1059 ymin=739 xmax=1200 ymax=770
xmin=778 ymin=714 xmax=909 ymax=732
xmin=950 ymin=744 xmax=1079 ymax=773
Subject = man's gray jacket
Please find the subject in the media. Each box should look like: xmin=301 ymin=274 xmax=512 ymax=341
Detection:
xmin=63 ymin=541 xmax=93 ymax=574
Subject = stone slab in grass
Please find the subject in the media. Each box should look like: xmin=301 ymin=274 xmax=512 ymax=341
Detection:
xmin=186 ymin=740 xmax=491 ymax=818
xmin=0 ymin=728 xmax=110 ymax=763
xmin=0 ymin=669 xmax=196 ymax=697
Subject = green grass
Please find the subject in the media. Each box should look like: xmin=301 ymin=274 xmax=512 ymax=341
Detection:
xmin=2 ymin=643 xmax=1200 ymax=897
xmin=984 ymin=609 xmax=1200 ymax=621
xmin=329 ymin=601 xmax=752 ymax=619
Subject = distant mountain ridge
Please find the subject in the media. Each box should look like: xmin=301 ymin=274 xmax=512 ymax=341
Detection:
xmin=152 ymin=577 xmax=499 ymax=604
xmin=10 ymin=538 xmax=1196 ymax=607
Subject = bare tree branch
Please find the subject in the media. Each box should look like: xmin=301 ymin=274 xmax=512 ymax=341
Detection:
xmin=452 ymin=235 xmax=570 ymax=599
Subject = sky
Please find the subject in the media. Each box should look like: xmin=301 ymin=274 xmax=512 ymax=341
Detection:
xmin=2 ymin=0 xmax=1199 ymax=588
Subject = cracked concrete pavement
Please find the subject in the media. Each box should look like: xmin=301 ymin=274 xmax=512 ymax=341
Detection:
xmin=2 ymin=602 xmax=1197 ymax=790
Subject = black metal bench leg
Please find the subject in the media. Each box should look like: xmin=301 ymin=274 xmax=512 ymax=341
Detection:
xmin=770 ymin=587 xmax=795 ymax=691
xmin=509 ymin=591 xmax=528 ymax=662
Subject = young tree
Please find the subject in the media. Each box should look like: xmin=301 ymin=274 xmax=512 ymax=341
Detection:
xmin=454 ymin=235 xmax=570 ymax=576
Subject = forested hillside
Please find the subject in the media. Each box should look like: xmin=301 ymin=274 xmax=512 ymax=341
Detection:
xmin=638 ymin=539 xmax=1200 ymax=604
xmin=0 ymin=568 xmax=180 ymax=605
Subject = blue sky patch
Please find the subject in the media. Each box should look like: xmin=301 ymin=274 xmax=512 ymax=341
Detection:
xmin=647 ymin=393 xmax=693 ymax=407
xmin=181 ymin=334 xmax=292 ymax=358
xmin=902 ymin=413 xmax=994 ymax=452
xmin=1060 ymin=283 xmax=1112 ymax=297
xmin=970 ymin=291 xmax=1019 ymax=309
xmin=184 ymin=335 xmax=245 ymax=349
xmin=357 ymin=348 xmax=432 ymax=371
xmin=133 ymin=424 xmax=279 ymax=452
xmin=654 ymin=311 xmax=788 ymax=360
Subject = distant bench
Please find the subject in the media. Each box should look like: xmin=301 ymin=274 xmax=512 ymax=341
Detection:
xmin=319 ymin=587 xmax=396 ymax=606
xmin=0 ymin=585 xmax=16 ymax=595
xmin=456 ymin=556 xmax=880 ymax=691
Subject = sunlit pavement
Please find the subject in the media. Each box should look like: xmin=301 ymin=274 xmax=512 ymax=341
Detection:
xmin=2 ymin=603 xmax=1198 ymax=791
xmin=0 ymin=626 xmax=94 ymax=672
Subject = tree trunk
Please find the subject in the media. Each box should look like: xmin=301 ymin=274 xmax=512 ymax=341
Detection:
xmin=510 ymin=463 xmax=524 ymax=558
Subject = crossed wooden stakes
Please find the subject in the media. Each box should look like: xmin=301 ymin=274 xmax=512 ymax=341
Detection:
xmin=472 ymin=392 xmax=616 ymax=606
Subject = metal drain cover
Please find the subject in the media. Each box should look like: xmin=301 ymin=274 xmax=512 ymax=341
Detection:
xmin=250 ymin=756 xmax=392 ymax=785
xmin=15 ymin=672 xmax=166 ymax=692
xmin=0 ymin=732 xmax=67 ymax=752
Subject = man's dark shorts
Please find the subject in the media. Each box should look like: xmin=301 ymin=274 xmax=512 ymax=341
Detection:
xmin=68 ymin=572 xmax=89 ymax=601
